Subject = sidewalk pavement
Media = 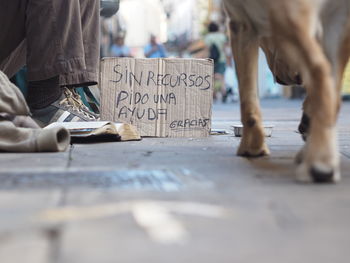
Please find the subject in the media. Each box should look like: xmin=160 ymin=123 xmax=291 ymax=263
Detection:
xmin=1 ymin=98 xmax=350 ymax=263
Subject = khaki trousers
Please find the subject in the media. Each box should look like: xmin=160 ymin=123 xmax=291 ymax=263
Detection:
xmin=0 ymin=0 xmax=100 ymax=86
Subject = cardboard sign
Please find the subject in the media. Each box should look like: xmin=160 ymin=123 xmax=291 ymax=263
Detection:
xmin=100 ymin=57 xmax=213 ymax=137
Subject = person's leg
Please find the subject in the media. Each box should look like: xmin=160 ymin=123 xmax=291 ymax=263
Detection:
xmin=25 ymin=0 xmax=100 ymax=110
xmin=59 ymin=0 xmax=101 ymax=87
xmin=26 ymin=0 xmax=99 ymax=84
xmin=0 ymin=2 xmax=55 ymax=110
xmin=0 ymin=0 xmax=100 ymax=127
xmin=1 ymin=0 xmax=100 ymax=85
xmin=0 ymin=0 xmax=27 ymax=78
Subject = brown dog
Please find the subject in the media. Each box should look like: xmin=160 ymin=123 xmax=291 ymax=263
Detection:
xmin=223 ymin=0 xmax=350 ymax=182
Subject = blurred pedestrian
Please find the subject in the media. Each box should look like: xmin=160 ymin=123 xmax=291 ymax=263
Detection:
xmin=111 ymin=35 xmax=132 ymax=57
xmin=204 ymin=22 xmax=228 ymax=102
xmin=0 ymin=0 xmax=100 ymax=127
xmin=144 ymin=34 xmax=167 ymax=58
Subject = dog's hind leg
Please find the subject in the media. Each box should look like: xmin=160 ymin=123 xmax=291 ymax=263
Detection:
xmin=298 ymin=8 xmax=350 ymax=165
xmin=228 ymin=20 xmax=269 ymax=157
xmin=271 ymin=1 xmax=340 ymax=182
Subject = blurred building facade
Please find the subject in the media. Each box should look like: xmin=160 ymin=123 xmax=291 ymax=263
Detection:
xmin=101 ymin=0 xmax=213 ymax=57
xmin=163 ymin=0 xmax=210 ymax=51
xmin=101 ymin=0 xmax=168 ymax=57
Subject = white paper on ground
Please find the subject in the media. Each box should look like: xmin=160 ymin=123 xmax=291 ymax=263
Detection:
xmin=44 ymin=121 xmax=124 ymax=130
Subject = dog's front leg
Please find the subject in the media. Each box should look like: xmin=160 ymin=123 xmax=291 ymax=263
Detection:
xmin=229 ymin=21 xmax=269 ymax=157
xmin=269 ymin=2 xmax=340 ymax=183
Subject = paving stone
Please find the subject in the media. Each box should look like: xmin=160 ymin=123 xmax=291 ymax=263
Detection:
xmin=0 ymin=231 xmax=50 ymax=263
xmin=0 ymin=190 xmax=62 ymax=232
xmin=0 ymin=152 xmax=69 ymax=172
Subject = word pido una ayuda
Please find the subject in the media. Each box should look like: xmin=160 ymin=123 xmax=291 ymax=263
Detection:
xmin=110 ymin=64 xmax=211 ymax=90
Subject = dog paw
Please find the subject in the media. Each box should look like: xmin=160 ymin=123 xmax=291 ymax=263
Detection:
xmin=237 ymin=143 xmax=270 ymax=158
xmin=296 ymin=162 xmax=340 ymax=183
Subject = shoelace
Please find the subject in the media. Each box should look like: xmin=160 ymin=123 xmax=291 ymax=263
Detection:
xmin=71 ymin=90 xmax=99 ymax=117
xmin=59 ymin=88 xmax=98 ymax=120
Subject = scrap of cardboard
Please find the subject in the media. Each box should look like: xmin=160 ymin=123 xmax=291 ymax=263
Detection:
xmin=100 ymin=57 xmax=213 ymax=137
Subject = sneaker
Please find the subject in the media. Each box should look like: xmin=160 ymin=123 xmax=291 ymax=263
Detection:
xmin=31 ymin=87 xmax=100 ymax=127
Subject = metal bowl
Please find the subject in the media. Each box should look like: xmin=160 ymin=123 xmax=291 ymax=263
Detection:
xmin=232 ymin=124 xmax=274 ymax=137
